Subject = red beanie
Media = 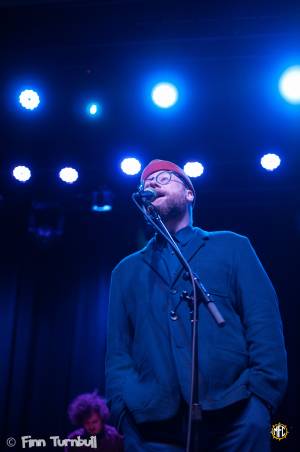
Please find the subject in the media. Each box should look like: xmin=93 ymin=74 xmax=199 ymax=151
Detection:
xmin=141 ymin=159 xmax=195 ymax=198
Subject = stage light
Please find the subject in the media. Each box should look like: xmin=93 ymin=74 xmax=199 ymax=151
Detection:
xmin=28 ymin=201 xmax=64 ymax=240
xmin=279 ymin=66 xmax=300 ymax=104
xmin=89 ymin=104 xmax=98 ymax=115
xmin=12 ymin=165 xmax=31 ymax=182
xmin=59 ymin=167 xmax=79 ymax=183
xmin=92 ymin=204 xmax=112 ymax=212
xmin=91 ymin=190 xmax=113 ymax=212
xmin=184 ymin=162 xmax=204 ymax=178
xmin=260 ymin=153 xmax=281 ymax=171
xmin=121 ymin=158 xmax=141 ymax=175
xmin=87 ymin=102 xmax=101 ymax=116
xmin=19 ymin=89 xmax=40 ymax=110
xmin=151 ymin=82 xmax=178 ymax=108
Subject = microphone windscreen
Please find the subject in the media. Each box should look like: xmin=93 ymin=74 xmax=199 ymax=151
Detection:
xmin=139 ymin=188 xmax=157 ymax=201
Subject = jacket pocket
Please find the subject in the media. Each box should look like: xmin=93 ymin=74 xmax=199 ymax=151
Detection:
xmin=208 ymin=345 xmax=249 ymax=395
xmin=122 ymin=372 xmax=161 ymax=412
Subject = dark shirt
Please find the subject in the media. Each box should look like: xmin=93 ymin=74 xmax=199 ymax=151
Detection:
xmin=157 ymin=225 xmax=195 ymax=282
xmin=65 ymin=425 xmax=124 ymax=452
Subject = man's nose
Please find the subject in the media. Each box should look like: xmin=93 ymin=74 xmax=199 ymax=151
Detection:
xmin=148 ymin=178 xmax=160 ymax=188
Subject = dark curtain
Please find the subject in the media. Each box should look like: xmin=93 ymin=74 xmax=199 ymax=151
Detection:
xmin=0 ymin=198 xmax=298 ymax=451
xmin=0 ymin=209 xmax=130 ymax=441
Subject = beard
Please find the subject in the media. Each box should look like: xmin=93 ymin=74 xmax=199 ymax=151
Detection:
xmin=153 ymin=193 xmax=187 ymax=222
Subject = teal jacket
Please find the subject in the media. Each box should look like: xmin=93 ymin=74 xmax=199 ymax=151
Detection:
xmin=105 ymin=228 xmax=288 ymax=427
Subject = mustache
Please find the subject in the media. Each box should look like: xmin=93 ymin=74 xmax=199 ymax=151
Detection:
xmin=153 ymin=190 xmax=166 ymax=198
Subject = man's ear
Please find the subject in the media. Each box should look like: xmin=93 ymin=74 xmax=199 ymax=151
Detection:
xmin=186 ymin=189 xmax=194 ymax=204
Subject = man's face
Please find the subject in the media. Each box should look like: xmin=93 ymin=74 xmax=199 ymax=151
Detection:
xmin=83 ymin=411 xmax=102 ymax=435
xmin=143 ymin=170 xmax=193 ymax=221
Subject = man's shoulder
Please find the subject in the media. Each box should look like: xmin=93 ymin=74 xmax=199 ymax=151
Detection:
xmin=195 ymin=228 xmax=252 ymax=256
xmin=112 ymin=228 xmax=249 ymax=274
xmin=111 ymin=238 xmax=155 ymax=274
xmin=204 ymin=228 xmax=248 ymax=243
xmin=67 ymin=428 xmax=85 ymax=439
xmin=104 ymin=424 xmax=123 ymax=439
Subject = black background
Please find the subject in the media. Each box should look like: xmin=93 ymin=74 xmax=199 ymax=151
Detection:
xmin=0 ymin=1 xmax=299 ymax=450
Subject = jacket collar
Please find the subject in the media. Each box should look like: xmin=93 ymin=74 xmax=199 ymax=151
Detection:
xmin=141 ymin=227 xmax=209 ymax=287
xmin=155 ymin=225 xmax=195 ymax=249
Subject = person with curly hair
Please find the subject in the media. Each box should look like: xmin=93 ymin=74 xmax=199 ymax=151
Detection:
xmin=66 ymin=391 xmax=124 ymax=451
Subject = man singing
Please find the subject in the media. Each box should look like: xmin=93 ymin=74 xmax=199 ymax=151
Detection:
xmin=105 ymin=159 xmax=288 ymax=451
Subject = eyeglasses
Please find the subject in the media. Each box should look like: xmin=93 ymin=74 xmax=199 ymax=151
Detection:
xmin=143 ymin=171 xmax=186 ymax=188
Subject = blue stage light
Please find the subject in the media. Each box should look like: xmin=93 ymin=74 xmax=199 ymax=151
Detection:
xmin=260 ymin=153 xmax=281 ymax=171
xmin=13 ymin=165 xmax=31 ymax=182
xmin=89 ymin=104 xmax=98 ymax=115
xmin=92 ymin=204 xmax=112 ymax=212
xmin=59 ymin=167 xmax=79 ymax=183
xmin=19 ymin=89 xmax=40 ymax=110
xmin=151 ymin=82 xmax=178 ymax=108
xmin=279 ymin=66 xmax=300 ymax=104
xmin=184 ymin=162 xmax=204 ymax=178
xmin=87 ymin=102 xmax=101 ymax=116
xmin=91 ymin=190 xmax=112 ymax=212
xmin=121 ymin=158 xmax=141 ymax=175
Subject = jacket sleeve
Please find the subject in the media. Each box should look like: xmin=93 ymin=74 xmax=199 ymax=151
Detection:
xmin=233 ymin=236 xmax=288 ymax=413
xmin=105 ymin=266 xmax=135 ymax=428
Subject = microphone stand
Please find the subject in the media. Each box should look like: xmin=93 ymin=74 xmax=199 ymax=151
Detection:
xmin=132 ymin=193 xmax=225 ymax=452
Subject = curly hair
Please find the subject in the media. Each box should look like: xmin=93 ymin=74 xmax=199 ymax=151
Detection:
xmin=68 ymin=391 xmax=110 ymax=426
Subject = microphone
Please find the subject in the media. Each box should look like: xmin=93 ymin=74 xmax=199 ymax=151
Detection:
xmin=137 ymin=188 xmax=158 ymax=202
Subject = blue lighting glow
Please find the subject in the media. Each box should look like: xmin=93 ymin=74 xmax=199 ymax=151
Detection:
xmin=87 ymin=102 xmax=101 ymax=116
xmin=19 ymin=89 xmax=40 ymax=110
xmin=184 ymin=161 xmax=204 ymax=178
xmin=260 ymin=153 xmax=281 ymax=171
xmin=13 ymin=165 xmax=31 ymax=182
xmin=91 ymin=190 xmax=112 ymax=212
xmin=89 ymin=104 xmax=98 ymax=115
xmin=279 ymin=66 xmax=300 ymax=104
xmin=59 ymin=167 xmax=79 ymax=183
xmin=151 ymin=82 xmax=178 ymax=108
xmin=92 ymin=204 xmax=112 ymax=212
xmin=121 ymin=158 xmax=141 ymax=175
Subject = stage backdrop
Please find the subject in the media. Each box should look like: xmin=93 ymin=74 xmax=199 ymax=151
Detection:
xmin=0 ymin=193 xmax=298 ymax=450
